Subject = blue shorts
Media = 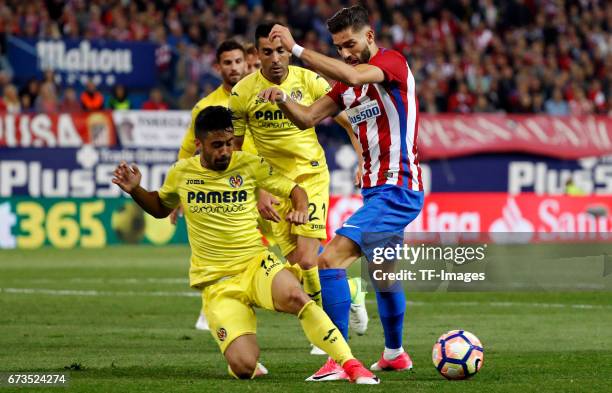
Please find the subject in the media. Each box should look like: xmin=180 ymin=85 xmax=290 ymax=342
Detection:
xmin=336 ymin=185 xmax=424 ymax=261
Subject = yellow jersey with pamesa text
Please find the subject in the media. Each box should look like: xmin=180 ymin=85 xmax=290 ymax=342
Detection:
xmin=229 ymin=65 xmax=330 ymax=180
xmin=178 ymin=85 xmax=257 ymax=160
xmin=158 ymin=151 xmax=296 ymax=287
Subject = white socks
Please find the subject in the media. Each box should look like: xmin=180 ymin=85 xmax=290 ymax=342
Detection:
xmin=383 ymin=346 xmax=404 ymax=360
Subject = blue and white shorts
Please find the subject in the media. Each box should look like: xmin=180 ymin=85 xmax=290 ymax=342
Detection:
xmin=336 ymin=184 xmax=424 ymax=262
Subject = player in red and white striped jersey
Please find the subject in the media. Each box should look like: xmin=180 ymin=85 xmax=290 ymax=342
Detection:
xmin=260 ymin=5 xmax=424 ymax=382
xmin=326 ymin=47 xmax=422 ymax=191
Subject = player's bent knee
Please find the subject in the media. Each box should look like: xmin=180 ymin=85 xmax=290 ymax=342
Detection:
xmin=227 ymin=355 xmax=258 ymax=379
xmin=224 ymin=335 xmax=259 ymax=379
xmin=318 ymin=253 xmax=339 ymax=269
xmin=286 ymin=286 xmax=310 ymax=314
xmin=287 ymin=248 xmax=317 ymax=269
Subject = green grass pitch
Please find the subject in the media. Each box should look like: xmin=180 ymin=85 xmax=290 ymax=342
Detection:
xmin=1 ymin=246 xmax=611 ymax=392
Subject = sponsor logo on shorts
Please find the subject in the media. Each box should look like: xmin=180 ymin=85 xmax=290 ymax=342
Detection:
xmin=217 ymin=327 xmax=227 ymax=341
xmin=310 ymin=224 xmax=326 ymax=230
xmin=260 ymin=254 xmax=281 ymax=276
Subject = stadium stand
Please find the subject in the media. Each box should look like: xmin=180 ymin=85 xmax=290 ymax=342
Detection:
xmin=0 ymin=0 xmax=609 ymax=114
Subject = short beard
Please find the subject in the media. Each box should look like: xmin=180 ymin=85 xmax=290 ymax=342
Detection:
xmin=359 ymin=46 xmax=371 ymax=63
xmin=213 ymin=161 xmax=229 ymax=171
xmin=226 ymin=75 xmax=242 ymax=87
xmin=201 ymin=155 xmax=230 ymax=171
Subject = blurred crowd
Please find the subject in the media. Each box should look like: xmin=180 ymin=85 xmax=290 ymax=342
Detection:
xmin=0 ymin=0 xmax=610 ymax=115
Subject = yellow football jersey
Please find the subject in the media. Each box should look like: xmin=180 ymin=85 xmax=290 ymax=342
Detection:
xmin=229 ymin=66 xmax=330 ymax=180
xmin=158 ymin=151 xmax=296 ymax=287
xmin=178 ymin=85 xmax=257 ymax=159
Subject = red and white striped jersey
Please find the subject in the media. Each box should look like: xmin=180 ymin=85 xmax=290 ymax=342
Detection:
xmin=327 ymin=48 xmax=423 ymax=191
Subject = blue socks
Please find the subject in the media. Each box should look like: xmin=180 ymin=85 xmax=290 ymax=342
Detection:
xmin=319 ymin=266 xmax=406 ymax=348
xmin=319 ymin=268 xmax=350 ymax=340
xmin=374 ymin=282 xmax=406 ymax=349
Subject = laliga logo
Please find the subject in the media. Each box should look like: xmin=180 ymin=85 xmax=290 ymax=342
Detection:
xmin=229 ymin=174 xmax=243 ymax=188
xmin=488 ymin=198 xmax=534 ymax=244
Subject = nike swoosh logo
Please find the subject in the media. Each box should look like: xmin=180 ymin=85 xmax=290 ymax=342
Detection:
xmin=343 ymin=224 xmax=359 ymax=228
xmin=311 ymin=372 xmax=338 ymax=380
xmin=308 ymin=290 xmax=321 ymax=299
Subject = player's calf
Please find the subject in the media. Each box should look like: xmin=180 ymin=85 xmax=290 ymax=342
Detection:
xmin=287 ymin=236 xmax=322 ymax=306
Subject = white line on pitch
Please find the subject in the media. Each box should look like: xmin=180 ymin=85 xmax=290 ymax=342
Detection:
xmin=399 ymin=300 xmax=612 ymax=310
xmin=8 ymin=279 xmax=603 ymax=289
xmin=11 ymin=278 xmax=188 ymax=284
xmin=1 ymin=287 xmax=610 ymax=310
xmin=0 ymin=288 xmax=198 ymax=297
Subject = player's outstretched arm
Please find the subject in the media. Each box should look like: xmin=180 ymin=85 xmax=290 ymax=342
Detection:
xmin=269 ymin=24 xmax=384 ymax=86
xmin=259 ymin=87 xmax=339 ymax=129
xmin=112 ymin=161 xmax=173 ymax=219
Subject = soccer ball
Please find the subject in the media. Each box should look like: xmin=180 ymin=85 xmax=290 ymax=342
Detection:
xmin=432 ymin=330 xmax=484 ymax=380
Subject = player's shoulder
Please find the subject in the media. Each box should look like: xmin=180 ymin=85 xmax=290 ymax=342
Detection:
xmin=232 ymin=150 xmax=261 ymax=166
xmin=330 ymin=79 xmax=350 ymax=93
xmin=172 ymin=156 xmax=198 ymax=172
xmin=191 ymin=96 xmax=209 ymax=113
xmin=193 ymin=87 xmax=226 ymax=110
xmin=192 ymin=95 xmax=215 ymax=114
xmin=372 ymin=48 xmax=407 ymax=65
xmin=289 ymin=65 xmax=321 ymax=82
xmin=232 ymin=72 xmax=260 ymax=95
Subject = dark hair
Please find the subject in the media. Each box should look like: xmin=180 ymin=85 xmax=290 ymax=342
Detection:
xmin=327 ymin=5 xmax=370 ymax=34
xmin=255 ymin=22 xmax=281 ymax=48
xmin=194 ymin=106 xmax=233 ymax=139
xmin=216 ymin=40 xmax=245 ymax=62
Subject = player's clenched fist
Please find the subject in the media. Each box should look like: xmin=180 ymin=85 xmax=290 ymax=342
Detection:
xmin=112 ymin=161 xmax=142 ymax=193
xmin=268 ymin=24 xmax=295 ymax=52
xmin=259 ymin=87 xmax=287 ymax=104
xmin=285 ymin=209 xmax=308 ymax=225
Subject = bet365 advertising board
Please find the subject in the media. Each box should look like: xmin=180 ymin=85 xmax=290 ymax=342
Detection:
xmin=0 ymin=145 xmax=186 ymax=249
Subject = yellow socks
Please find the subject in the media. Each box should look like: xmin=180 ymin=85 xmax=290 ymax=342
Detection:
xmin=298 ymin=300 xmax=353 ymax=366
xmin=348 ymin=276 xmax=357 ymax=301
xmin=302 ymin=266 xmax=322 ymax=307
